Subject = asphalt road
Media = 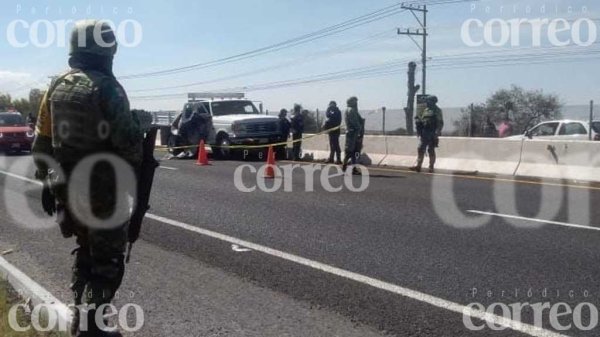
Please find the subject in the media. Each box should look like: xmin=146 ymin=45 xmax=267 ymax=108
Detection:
xmin=1 ymin=152 xmax=600 ymax=337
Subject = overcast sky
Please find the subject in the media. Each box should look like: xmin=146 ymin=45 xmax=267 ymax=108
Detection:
xmin=0 ymin=0 xmax=598 ymax=111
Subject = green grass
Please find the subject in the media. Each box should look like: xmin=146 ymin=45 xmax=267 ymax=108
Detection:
xmin=0 ymin=280 xmax=69 ymax=337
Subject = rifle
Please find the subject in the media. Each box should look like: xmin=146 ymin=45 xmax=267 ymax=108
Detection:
xmin=127 ymin=112 xmax=160 ymax=263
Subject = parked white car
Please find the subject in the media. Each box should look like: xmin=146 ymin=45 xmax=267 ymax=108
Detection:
xmin=507 ymin=120 xmax=600 ymax=141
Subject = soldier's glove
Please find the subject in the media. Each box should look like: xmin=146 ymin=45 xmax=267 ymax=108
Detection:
xmin=41 ymin=183 xmax=56 ymax=216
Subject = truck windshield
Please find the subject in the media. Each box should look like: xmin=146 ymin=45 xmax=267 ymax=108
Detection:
xmin=0 ymin=114 xmax=25 ymax=126
xmin=211 ymin=101 xmax=258 ymax=116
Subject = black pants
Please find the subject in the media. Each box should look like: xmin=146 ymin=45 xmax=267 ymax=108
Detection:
xmin=343 ymin=150 xmax=360 ymax=166
xmin=417 ymin=130 xmax=437 ymax=168
xmin=328 ymin=133 xmax=341 ymax=162
xmin=292 ymin=133 xmax=302 ymax=160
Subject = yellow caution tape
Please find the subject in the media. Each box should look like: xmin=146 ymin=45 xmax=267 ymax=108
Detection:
xmin=155 ymin=125 xmax=342 ymax=151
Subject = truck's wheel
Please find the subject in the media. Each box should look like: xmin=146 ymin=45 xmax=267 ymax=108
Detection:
xmin=213 ymin=134 xmax=231 ymax=160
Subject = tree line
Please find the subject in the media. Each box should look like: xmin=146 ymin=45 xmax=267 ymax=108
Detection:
xmin=452 ymin=85 xmax=562 ymax=137
xmin=0 ymin=89 xmax=45 ymax=117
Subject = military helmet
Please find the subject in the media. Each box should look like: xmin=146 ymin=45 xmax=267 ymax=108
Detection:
xmin=427 ymin=95 xmax=438 ymax=104
xmin=347 ymin=96 xmax=358 ymax=105
xmin=293 ymin=104 xmax=302 ymax=112
xmin=70 ymin=20 xmax=117 ymax=56
xmin=279 ymin=108 xmax=288 ymax=116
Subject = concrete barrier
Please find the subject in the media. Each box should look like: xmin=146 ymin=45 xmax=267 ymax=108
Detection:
xmin=434 ymin=137 xmax=523 ymax=176
xmin=158 ymin=129 xmax=600 ymax=182
xmin=301 ymin=134 xmax=600 ymax=182
xmin=515 ymin=139 xmax=600 ymax=181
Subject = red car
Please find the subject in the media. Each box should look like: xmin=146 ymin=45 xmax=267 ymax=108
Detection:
xmin=0 ymin=112 xmax=34 ymax=153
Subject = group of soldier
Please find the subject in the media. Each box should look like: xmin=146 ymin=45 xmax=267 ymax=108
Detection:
xmin=277 ymin=94 xmax=444 ymax=175
xmin=28 ymin=19 xmax=445 ymax=337
xmin=276 ymin=103 xmax=305 ymax=161
xmin=277 ymin=96 xmax=366 ymax=175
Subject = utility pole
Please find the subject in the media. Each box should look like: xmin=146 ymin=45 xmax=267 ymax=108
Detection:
xmin=590 ymin=100 xmax=594 ymax=141
xmin=382 ymin=107 xmax=386 ymax=135
xmin=398 ymin=4 xmax=428 ymax=95
xmin=469 ymin=103 xmax=474 ymax=137
xmin=316 ymin=109 xmax=320 ymax=132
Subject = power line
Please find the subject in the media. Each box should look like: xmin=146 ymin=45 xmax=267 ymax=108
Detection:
xmin=130 ymin=60 xmax=410 ymax=100
xmin=129 ymin=47 xmax=600 ymax=101
xmin=129 ymin=29 xmax=395 ymax=93
xmin=119 ymin=5 xmax=407 ymax=80
xmin=119 ymin=0 xmax=474 ymax=80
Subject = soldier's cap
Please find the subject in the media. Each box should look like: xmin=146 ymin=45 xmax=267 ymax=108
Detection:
xmin=329 ymin=101 xmax=337 ymax=106
xmin=70 ymin=19 xmax=117 ymax=57
xmin=347 ymin=96 xmax=358 ymax=104
xmin=279 ymin=109 xmax=288 ymax=115
xmin=293 ymin=104 xmax=302 ymax=110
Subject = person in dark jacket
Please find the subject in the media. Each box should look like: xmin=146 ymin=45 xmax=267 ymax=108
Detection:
xmin=277 ymin=109 xmax=291 ymax=159
xmin=290 ymin=104 xmax=304 ymax=161
xmin=324 ymin=101 xmax=342 ymax=164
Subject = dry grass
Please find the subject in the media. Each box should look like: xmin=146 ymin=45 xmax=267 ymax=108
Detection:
xmin=0 ymin=280 xmax=69 ymax=337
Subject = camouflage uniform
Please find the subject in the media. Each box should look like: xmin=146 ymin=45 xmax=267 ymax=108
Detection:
xmin=32 ymin=20 xmax=142 ymax=337
xmin=342 ymin=97 xmax=364 ymax=174
xmin=413 ymin=96 xmax=444 ymax=173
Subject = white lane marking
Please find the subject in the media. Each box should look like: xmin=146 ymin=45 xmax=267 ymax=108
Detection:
xmin=144 ymin=213 xmax=567 ymax=337
xmin=159 ymin=166 xmax=178 ymax=171
xmin=231 ymin=244 xmax=252 ymax=252
xmin=0 ymin=170 xmax=570 ymax=337
xmin=0 ymin=256 xmax=71 ymax=327
xmin=467 ymin=210 xmax=600 ymax=232
xmin=0 ymin=169 xmax=40 ymax=185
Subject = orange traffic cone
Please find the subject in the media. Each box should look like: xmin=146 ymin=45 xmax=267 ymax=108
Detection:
xmin=196 ymin=139 xmax=211 ymax=166
xmin=263 ymin=145 xmax=276 ymax=179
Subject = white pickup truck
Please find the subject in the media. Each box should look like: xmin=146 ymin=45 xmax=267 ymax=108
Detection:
xmin=170 ymin=93 xmax=283 ymax=158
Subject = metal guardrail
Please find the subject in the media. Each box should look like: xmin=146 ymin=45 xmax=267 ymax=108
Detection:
xmin=152 ymin=111 xmax=178 ymax=126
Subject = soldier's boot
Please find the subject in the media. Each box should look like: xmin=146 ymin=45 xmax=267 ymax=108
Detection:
xmin=335 ymin=153 xmax=342 ymax=165
xmin=71 ymin=248 xmax=90 ymax=337
xmin=342 ymin=154 xmax=351 ymax=172
xmin=72 ymin=308 xmax=123 ymax=337
xmin=70 ymin=306 xmax=81 ymax=337
xmin=428 ymin=150 xmax=436 ymax=173
xmin=71 ymin=307 xmax=95 ymax=337
xmin=352 ymin=167 xmax=362 ymax=175
xmin=410 ymin=154 xmax=424 ymax=173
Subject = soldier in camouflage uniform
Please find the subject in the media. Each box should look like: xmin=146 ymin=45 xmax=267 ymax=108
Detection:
xmin=342 ymin=96 xmax=365 ymax=175
xmin=411 ymin=95 xmax=444 ymax=173
xmin=32 ymin=20 xmax=143 ymax=337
